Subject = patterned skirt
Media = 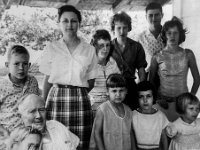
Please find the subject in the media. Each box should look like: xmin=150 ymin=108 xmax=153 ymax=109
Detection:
xmin=45 ymin=86 xmax=93 ymax=150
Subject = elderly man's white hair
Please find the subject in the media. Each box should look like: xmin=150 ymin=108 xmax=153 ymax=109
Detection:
xmin=18 ymin=94 xmax=45 ymax=114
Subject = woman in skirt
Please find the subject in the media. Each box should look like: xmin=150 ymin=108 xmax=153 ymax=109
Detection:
xmin=39 ymin=5 xmax=98 ymax=150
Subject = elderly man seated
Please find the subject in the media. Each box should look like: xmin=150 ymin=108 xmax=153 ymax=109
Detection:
xmin=15 ymin=93 xmax=80 ymax=150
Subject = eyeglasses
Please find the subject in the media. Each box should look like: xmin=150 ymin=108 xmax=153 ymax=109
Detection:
xmin=96 ymin=43 xmax=111 ymax=50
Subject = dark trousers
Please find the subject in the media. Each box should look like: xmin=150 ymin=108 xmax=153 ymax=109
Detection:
xmin=123 ymin=77 xmax=138 ymax=110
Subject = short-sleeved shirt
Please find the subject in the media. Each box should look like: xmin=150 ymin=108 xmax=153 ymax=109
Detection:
xmin=0 ymin=74 xmax=39 ymax=132
xmin=137 ymin=29 xmax=164 ymax=71
xmin=39 ymin=38 xmax=98 ymax=87
xmin=132 ymin=110 xmax=169 ymax=149
xmin=89 ymin=57 xmax=120 ymax=104
xmin=111 ymin=38 xmax=147 ymax=79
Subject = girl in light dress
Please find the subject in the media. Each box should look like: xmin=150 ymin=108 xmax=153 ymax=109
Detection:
xmin=166 ymin=92 xmax=200 ymax=150
xmin=89 ymin=73 xmax=136 ymax=150
xmin=132 ymin=81 xmax=169 ymax=150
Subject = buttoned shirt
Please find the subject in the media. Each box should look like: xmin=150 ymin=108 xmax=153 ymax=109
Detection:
xmin=112 ymin=38 xmax=147 ymax=79
xmin=0 ymin=74 xmax=39 ymax=132
xmin=39 ymin=38 xmax=98 ymax=87
xmin=137 ymin=29 xmax=164 ymax=71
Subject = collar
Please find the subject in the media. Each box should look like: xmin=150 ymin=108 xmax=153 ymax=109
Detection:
xmin=8 ymin=73 xmax=27 ymax=87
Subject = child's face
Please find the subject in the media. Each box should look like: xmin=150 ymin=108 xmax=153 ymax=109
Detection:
xmin=108 ymin=87 xmax=127 ymax=104
xmin=138 ymin=90 xmax=154 ymax=113
xmin=182 ymin=103 xmax=200 ymax=124
xmin=6 ymin=53 xmax=30 ymax=82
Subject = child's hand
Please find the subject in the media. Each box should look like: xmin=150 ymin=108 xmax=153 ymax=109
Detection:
xmin=166 ymin=125 xmax=177 ymax=138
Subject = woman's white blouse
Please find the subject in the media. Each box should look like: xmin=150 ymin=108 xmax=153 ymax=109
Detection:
xmin=39 ymin=38 xmax=98 ymax=87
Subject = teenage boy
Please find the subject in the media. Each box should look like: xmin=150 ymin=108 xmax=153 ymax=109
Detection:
xmin=137 ymin=2 xmax=164 ymax=77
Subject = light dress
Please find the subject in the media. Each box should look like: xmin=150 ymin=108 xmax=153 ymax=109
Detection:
xmin=132 ymin=110 xmax=169 ymax=149
xmin=89 ymin=101 xmax=133 ymax=150
xmin=166 ymin=117 xmax=200 ymax=150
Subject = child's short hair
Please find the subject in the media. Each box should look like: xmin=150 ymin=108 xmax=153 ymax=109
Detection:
xmin=176 ymin=92 xmax=200 ymax=114
xmin=106 ymin=73 xmax=127 ymax=89
xmin=145 ymin=2 xmax=163 ymax=13
xmin=7 ymin=45 xmax=30 ymax=62
xmin=110 ymin=11 xmax=132 ymax=32
xmin=137 ymin=81 xmax=156 ymax=103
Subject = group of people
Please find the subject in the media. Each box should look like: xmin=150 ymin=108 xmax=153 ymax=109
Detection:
xmin=0 ymin=2 xmax=200 ymax=150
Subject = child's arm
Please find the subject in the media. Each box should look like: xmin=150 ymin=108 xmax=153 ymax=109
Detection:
xmin=160 ymin=129 xmax=168 ymax=150
xmin=94 ymin=109 xmax=105 ymax=150
xmin=131 ymin=125 xmax=137 ymax=150
xmin=165 ymin=124 xmax=177 ymax=138
xmin=42 ymin=75 xmax=52 ymax=101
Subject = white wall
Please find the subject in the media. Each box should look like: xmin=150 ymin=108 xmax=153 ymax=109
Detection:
xmin=173 ymin=0 xmax=200 ymax=98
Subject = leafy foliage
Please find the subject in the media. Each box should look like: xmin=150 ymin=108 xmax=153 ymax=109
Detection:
xmin=0 ymin=6 xmax=112 ymax=55
xmin=0 ymin=6 xmax=60 ymax=55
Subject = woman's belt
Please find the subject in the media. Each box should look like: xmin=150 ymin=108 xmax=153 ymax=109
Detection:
xmin=53 ymin=84 xmax=79 ymax=89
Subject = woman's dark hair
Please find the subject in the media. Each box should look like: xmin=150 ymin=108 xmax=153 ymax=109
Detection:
xmin=161 ymin=16 xmax=187 ymax=45
xmin=57 ymin=5 xmax=82 ymax=23
xmin=110 ymin=11 xmax=132 ymax=32
xmin=137 ymin=81 xmax=157 ymax=104
xmin=90 ymin=29 xmax=113 ymax=60
xmin=106 ymin=73 xmax=127 ymax=89
xmin=176 ymin=92 xmax=200 ymax=114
